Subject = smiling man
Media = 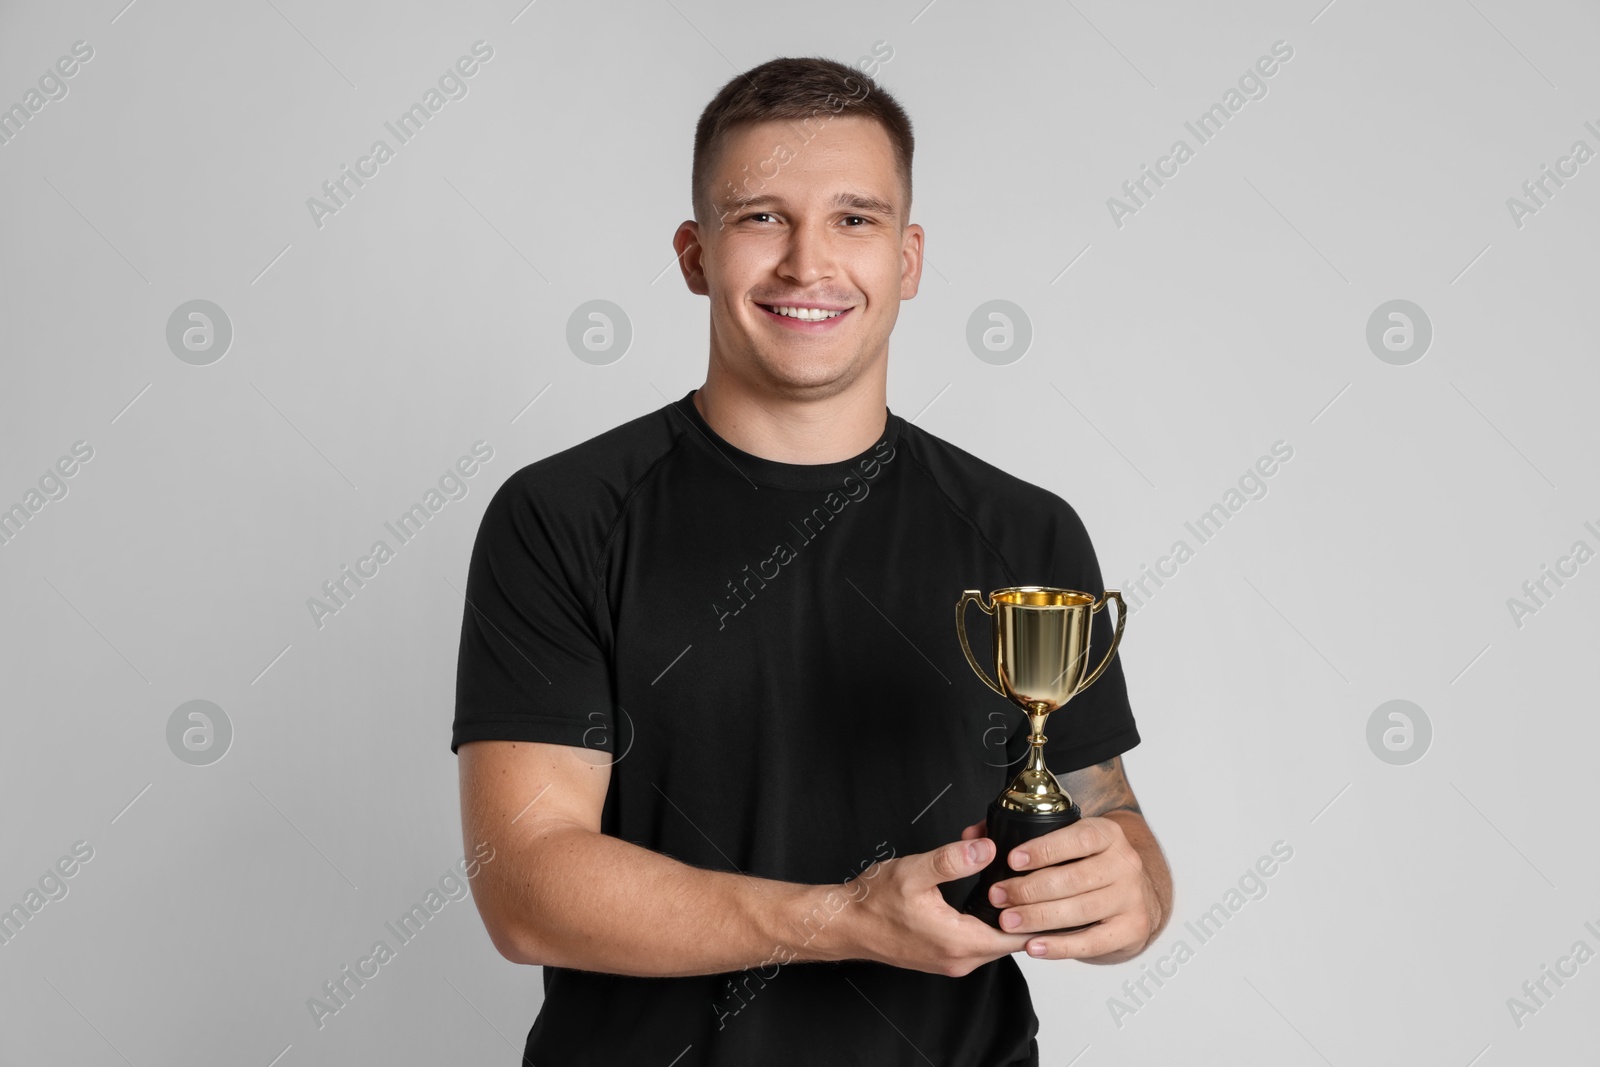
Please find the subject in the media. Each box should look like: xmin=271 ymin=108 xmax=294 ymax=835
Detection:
xmin=453 ymin=56 xmax=1171 ymax=1066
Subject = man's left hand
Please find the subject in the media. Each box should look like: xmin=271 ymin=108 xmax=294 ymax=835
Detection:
xmin=960 ymin=812 xmax=1161 ymax=964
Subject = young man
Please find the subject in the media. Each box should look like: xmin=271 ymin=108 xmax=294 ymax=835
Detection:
xmin=453 ymin=56 xmax=1172 ymax=1066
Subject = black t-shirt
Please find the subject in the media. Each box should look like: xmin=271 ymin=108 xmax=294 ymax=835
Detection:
xmin=452 ymin=389 xmax=1139 ymax=1066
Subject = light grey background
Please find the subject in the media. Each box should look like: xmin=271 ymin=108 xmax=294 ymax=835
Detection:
xmin=2 ymin=0 xmax=1595 ymax=1063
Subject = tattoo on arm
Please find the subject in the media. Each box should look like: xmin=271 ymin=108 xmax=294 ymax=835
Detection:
xmin=1062 ymin=755 xmax=1143 ymax=818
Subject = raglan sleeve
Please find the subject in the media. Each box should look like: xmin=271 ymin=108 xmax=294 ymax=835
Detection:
xmin=450 ymin=470 xmax=616 ymax=755
xmin=1035 ymin=496 xmax=1140 ymax=773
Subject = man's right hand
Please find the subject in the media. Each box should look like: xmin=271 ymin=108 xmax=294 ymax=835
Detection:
xmin=835 ymin=820 xmax=1033 ymax=977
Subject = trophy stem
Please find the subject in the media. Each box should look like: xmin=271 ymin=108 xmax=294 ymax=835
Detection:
xmin=1023 ymin=708 xmax=1050 ymax=775
xmin=1025 ymin=708 xmax=1048 ymax=747
xmin=996 ymin=703 xmax=1074 ymax=815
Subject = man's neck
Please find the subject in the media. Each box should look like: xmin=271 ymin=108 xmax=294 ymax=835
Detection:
xmin=692 ymin=375 xmax=889 ymax=465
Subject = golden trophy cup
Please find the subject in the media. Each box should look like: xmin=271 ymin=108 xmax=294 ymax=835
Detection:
xmin=955 ymin=586 xmax=1127 ymax=932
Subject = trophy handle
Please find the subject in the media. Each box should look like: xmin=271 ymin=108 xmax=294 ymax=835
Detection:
xmin=956 ymin=589 xmax=1005 ymax=697
xmin=1075 ymin=590 xmax=1127 ymax=694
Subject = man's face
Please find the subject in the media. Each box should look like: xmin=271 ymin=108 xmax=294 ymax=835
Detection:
xmin=675 ymin=115 xmax=924 ymax=401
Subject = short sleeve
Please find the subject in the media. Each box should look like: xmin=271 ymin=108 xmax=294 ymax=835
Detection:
xmin=1011 ymin=498 xmax=1140 ymax=773
xmin=451 ymin=472 xmax=616 ymax=755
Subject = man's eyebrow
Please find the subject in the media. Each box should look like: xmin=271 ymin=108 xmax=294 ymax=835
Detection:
xmin=719 ymin=191 xmax=898 ymax=218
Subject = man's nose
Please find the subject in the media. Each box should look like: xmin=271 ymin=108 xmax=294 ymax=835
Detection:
xmin=776 ymin=219 xmax=838 ymax=286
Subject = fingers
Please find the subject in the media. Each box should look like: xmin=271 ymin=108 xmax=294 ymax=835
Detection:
xmin=996 ymin=884 xmax=1118 ymax=936
xmin=925 ymin=836 xmax=994 ymax=887
xmin=990 ymin=855 xmax=1108 ymax=907
xmin=959 ymin=819 xmax=986 ymax=841
xmin=1016 ymin=912 xmax=1132 ymax=960
xmin=1008 ymin=816 xmax=1135 ymax=874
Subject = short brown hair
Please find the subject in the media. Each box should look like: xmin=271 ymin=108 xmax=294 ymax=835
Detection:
xmin=691 ymin=56 xmax=914 ymax=227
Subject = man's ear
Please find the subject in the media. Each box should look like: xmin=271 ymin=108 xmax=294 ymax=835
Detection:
xmin=899 ymin=221 xmax=924 ymax=301
xmin=674 ymin=220 xmax=708 ymax=296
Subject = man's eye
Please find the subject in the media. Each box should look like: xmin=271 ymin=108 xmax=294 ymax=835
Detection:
xmin=843 ymin=215 xmax=870 ymax=226
xmin=743 ymin=212 xmax=774 ymax=223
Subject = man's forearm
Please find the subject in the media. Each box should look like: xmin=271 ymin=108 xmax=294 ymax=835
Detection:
xmin=498 ymin=822 xmax=862 ymax=977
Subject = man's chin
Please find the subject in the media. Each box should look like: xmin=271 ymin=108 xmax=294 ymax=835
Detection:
xmin=746 ymin=356 xmax=865 ymax=399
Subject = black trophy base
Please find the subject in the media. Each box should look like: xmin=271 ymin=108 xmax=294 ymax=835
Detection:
xmin=963 ymin=796 xmax=1102 ymax=934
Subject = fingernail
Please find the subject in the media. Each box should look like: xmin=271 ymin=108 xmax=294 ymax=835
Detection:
xmin=990 ymin=886 xmax=1008 ymax=905
xmin=967 ymin=842 xmax=982 ymax=863
xmin=1010 ymin=850 xmax=1029 ymax=869
xmin=1001 ymin=911 xmax=1020 ymax=929
xmin=1028 ymin=941 xmax=1047 ymax=956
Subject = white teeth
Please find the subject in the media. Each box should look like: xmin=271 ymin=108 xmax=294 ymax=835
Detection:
xmin=766 ymin=305 xmax=845 ymax=321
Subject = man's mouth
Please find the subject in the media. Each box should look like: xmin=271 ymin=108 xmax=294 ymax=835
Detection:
xmin=756 ymin=303 xmax=853 ymax=327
